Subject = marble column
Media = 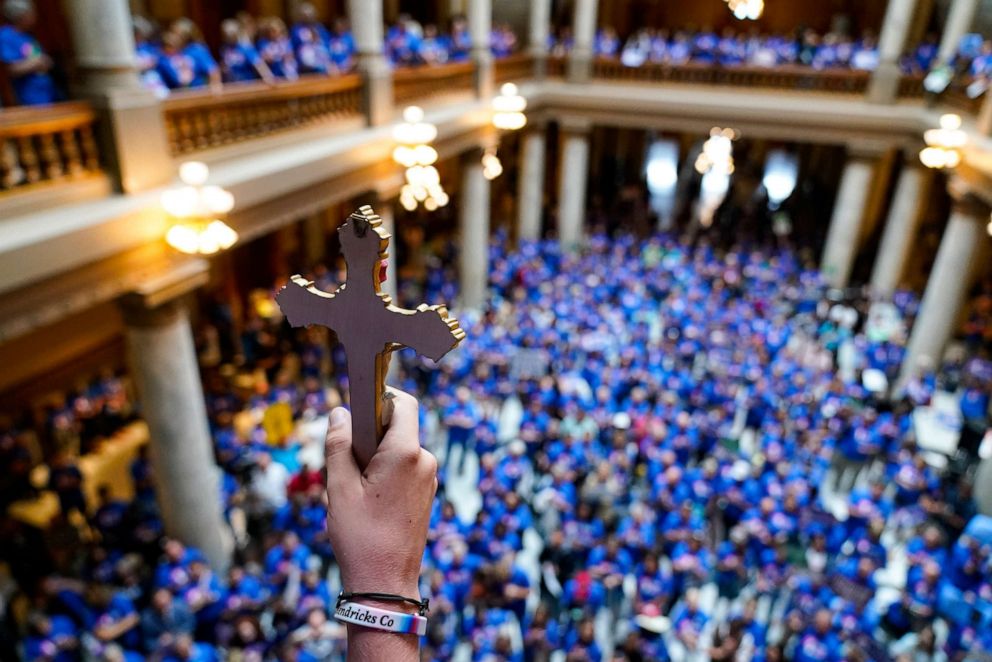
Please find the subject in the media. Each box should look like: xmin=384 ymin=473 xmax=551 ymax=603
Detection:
xmin=529 ymin=0 xmax=552 ymax=77
xmin=378 ymin=201 xmax=398 ymax=301
xmin=821 ymin=156 xmax=876 ymax=288
xmin=517 ymin=127 xmax=546 ymax=242
xmin=459 ymin=149 xmax=491 ymax=309
xmin=867 ymin=0 xmax=919 ymax=103
xmin=347 ymin=0 xmax=393 ymax=126
xmin=977 ymin=458 xmax=992 ymax=516
xmin=870 ymin=163 xmax=929 ymax=295
xmin=122 ymin=298 xmax=233 ymax=571
xmin=900 ymin=187 xmax=988 ymax=381
xmin=557 ymin=125 xmax=591 ymax=249
xmin=64 ymin=0 xmax=171 ymax=192
xmin=468 ymin=0 xmax=493 ymax=98
xmin=936 ymin=0 xmax=979 ymax=66
xmin=568 ymin=0 xmax=598 ymax=82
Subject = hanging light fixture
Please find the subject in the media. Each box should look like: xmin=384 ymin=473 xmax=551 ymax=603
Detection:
xmin=393 ymin=106 xmax=448 ymax=212
xmin=695 ymin=128 xmax=738 ymax=176
xmin=493 ymin=83 xmax=527 ymax=131
xmin=162 ymin=161 xmax=238 ymax=255
xmin=482 ymin=147 xmax=503 ymax=180
xmin=919 ymin=113 xmax=966 ymax=170
xmin=725 ymin=0 xmax=764 ymax=20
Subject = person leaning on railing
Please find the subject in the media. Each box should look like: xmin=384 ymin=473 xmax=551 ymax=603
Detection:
xmin=0 ymin=0 xmax=57 ymax=106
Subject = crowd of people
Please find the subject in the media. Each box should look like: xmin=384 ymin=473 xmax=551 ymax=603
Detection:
xmin=582 ymin=25 xmax=992 ymax=77
xmin=2 ymin=223 xmax=991 ymax=661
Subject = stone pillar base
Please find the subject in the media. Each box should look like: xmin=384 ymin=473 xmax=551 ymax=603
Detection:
xmin=357 ymin=54 xmax=393 ymax=126
xmin=567 ymin=52 xmax=594 ymax=83
xmin=81 ymin=87 xmax=173 ymax=193
xmin=473 ymin=52 xmax=494 ymax=99
xmin=867 ymin=61 xmax=902 ymax=104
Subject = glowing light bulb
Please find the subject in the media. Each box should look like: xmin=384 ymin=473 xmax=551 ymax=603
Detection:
xmin=179 ymin=161 xmax=209 ymax=186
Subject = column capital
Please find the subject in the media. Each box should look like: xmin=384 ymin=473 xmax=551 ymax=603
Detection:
xmin=120 ymin=257 xmax=210 ymax=323
xmin=947 ymin=176 xmax=992 ymax=218
xmin=844 ymin=141 xmax=887 ymax=161
xmin=559 ymin=116 xmax=593 ymax=135
xmin=120 ymin=296 xmax=184 ymax=329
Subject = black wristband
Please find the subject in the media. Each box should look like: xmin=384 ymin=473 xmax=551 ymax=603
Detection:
xmin=337 ymin=591 xmax=430 ymax=616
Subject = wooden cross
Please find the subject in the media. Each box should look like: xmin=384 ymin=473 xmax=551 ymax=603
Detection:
xmin=276 ymin=205 xmax=465 ymax=469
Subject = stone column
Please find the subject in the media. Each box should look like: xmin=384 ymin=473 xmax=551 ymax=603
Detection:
xmin=122 ymin=298 xmax=233 ymax=571
xmin=459 ymin=149 xmax=491 ymax=309
xmin=870 ymin=162 xmax=929 ymax=295
xmin=517 ymin=126 xmax=546 ymax=242
xmin=557 ymin=123 xmax=591 ymax=248
xmin=867 ymin=0 xmax=919 ymax=104
xmin=568 ymin=0 xmax=598 ymax=82
xmin=468 ymin=0 xmax=494 ymax=98
xmin=378 ymin=201 xmax=398 ymax=300
xmin=977 ymin=458 xmax=992 ymax=516
xmin=64 ymin=0 xmax=171 ymax=192
xmin=347 ymin=0 xmax=393 ymax=126
xmin=529 ymin=0 xmax=552 ymax=77
xmin=900 ymin=186 xmax=988 ymax=381
xmin=936 ymin=0 xmax=979 ymax=66
xmin=821 ymin=155 xmax=876 ymax=287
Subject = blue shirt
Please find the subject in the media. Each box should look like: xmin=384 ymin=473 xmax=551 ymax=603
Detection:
xmin=221 ymin=42 xmax=262 ymax=82
xmin=0 ymin=25 xmax=56 ymax=104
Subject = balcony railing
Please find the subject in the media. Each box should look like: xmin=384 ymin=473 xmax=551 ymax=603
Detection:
xmin=495 ymin=53 xmax=536 ymax=83
xmin=162 ymin=73 xmax=363 ymax=157
xmin=0 ymin=101 xmax=101 ymax=193
xmin=393 ymin=61 xmax=476 ymax=106
xmin=592 ymin=58 xmax=873 ymax=93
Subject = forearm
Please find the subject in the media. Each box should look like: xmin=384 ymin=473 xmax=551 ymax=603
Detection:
xmin=347 ymin=626 xmax=419 ymax=662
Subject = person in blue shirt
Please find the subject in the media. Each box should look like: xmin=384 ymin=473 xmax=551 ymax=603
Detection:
xmin=793 ymin=608 xmax=843 ymax=662
xmin=386 ymin=17 xmax=422 ymax=67
xmin=291 ymin=2 xmax=332 ymax=74
xmin=170 ymin=18 xmax=220 ymax=90
xmin=327 ymin=17 xmax=355 ymax=72
xmin=133 ymin=15 xmax=169 ymax=98
xmin=419 ymin=23 xmax=449 ymax=66
xmin=448 ymin=15 xmax=471 ymax=62
xmin=23 ymin=613 xmax=79 ymax=662
xmin=142 ymin=588 xmax=195 ymax=654
xmin=443 ymin=385 xmax=481 ymax=474
xmin=0 ymin=0 xmax=57 ymax=105
xmin=219 ymin=19 xmax=273 ymax=84
xmin=257 ymin=17 xmax=298 ymax=80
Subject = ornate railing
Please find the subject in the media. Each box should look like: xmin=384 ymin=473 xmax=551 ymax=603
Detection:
xmin=547 ymin=55 xmax=566 ymax=78
xmin=897 ymin=73 xmax=925 ymax=100
xmin=393 ymin=61 xmax=476 ymax=105
xmin=592 ymin=58 xmax=872 ymax=93
xmin=495 ymin=53 xmax=535 ymax=83
xmin=162 ymin=73 xmax=363 ymax=156
xmin=0 ymin=101 xmax=101 ymax=192
xmin=942 ymin=85 xmax=984 ymax=115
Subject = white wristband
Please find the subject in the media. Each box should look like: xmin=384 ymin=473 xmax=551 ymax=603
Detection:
xmin=334 ymin=600 xmax=427 ymax=636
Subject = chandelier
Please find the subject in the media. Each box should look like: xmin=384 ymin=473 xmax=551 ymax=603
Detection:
xmin=725 ymin=0 xmax=764 ymax=20
xmin=919 ymin=113 xmax=966 ymax=170
xmin=482 ymin=147 xmax=503 ymax=180
xmin=162 ymin=161 xmax=238 ymax=255
xmin=695 ymin=128 xmax=737 ymax=176
xmin=393 ymin=106 xmax=449 ymax=211
xmin=493 ymin=83 xmax=527 ymax=131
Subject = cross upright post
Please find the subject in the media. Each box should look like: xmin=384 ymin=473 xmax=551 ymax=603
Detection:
xmin=276 ymin=205 xmax=465 ymax=469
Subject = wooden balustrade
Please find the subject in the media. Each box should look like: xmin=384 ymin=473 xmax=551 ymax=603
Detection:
xmin=495 ymin=53 xmax=536 ymax=83
xmin=0 ymin=101 xmax=101 ymax=192
xmin=162 ymin=73 xmax=363 ymax=156
xmin=547 ymin=56 xmax=566 ymax=78
xmin=592 ymin=58 xmax=872 ymax=93
xmin=393 ymin=61 xmax=476 ymax=106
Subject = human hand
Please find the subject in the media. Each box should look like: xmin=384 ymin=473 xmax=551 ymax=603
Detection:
xmin=325 ymin=389 xmax=437 ymax=598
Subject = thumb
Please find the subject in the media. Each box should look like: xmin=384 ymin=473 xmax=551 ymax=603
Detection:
xmin=325 ymin=407 xmax=360 ymax=488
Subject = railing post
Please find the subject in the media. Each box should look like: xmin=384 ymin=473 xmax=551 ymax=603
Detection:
xmin=348 ymin=0 xmax=393 ymax=125
xmin=64 ymin=0 xmax=172 ymax=192
xmin=468 ymin=0 xmax=494 ymax=98
xmin=568 ymin=0 xmax=598 ymax=83
xmin=528 ymin=0 xmax=552 ymax=78
xmin=867 ymin=0 xmax=919 ymax=104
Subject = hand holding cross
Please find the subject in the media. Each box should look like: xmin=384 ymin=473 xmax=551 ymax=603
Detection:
xmin=276 ymin=205 xmax=465 ymax=469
